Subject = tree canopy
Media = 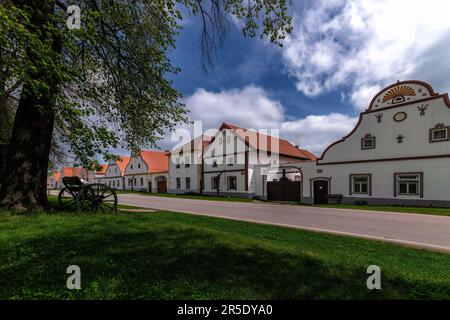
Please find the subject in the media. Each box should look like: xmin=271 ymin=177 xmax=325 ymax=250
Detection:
xmin=0 ymin=0 xmax=292 ymax=210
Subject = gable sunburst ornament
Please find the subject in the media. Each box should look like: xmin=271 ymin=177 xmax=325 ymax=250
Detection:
xmin=382 ymin=85 xmax=416 ymax=104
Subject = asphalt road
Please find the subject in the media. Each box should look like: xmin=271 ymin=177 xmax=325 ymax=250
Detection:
xmin=117 ymin=193 xmax=450 ymax=253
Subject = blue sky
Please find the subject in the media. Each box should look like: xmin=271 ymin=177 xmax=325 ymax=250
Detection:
xmin=103 ymin=0 xmax=450 ymax=161
xmin=168 ymin=10 xmax=353 ymax=120
xmin=158 ymin=0 xmax=450 ymax=156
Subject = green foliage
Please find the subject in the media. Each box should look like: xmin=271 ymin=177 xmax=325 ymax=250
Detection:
xmin=0 ymin=207 xmax=449 ymax=299
xmin=0 ymin=0 xmax=292 ymax=167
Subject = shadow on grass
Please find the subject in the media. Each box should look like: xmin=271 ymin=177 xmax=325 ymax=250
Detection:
xmin=1 ymin=213 xmax=446 ymax=300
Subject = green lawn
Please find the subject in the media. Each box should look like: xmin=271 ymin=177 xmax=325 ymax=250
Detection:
xmin=116 ymin=190 xmax=254 ymax=202
xmin=0 ymin=205 xmax=449 ymax=299
xmin=314 ymin=204 xmax=450 ymax=217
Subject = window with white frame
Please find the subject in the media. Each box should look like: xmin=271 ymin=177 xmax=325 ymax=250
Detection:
xmin=185 ymin=177 xmax=190 ymax=189
xmin=396 ymin=174 xmax=421 ymax=196
xmin=352 ymin=175 xmax=369 ymax=194
xmin=227 ymin=176 xmax=237 ymax=190
xmin=185 ymin=155 xmax=190 ymax=168
xmin=219 ymin=137 xmax=223 ymax=145
xmin=431 ymin=127 xmax=448 ymax=142
xmin=226 ymin=135 xmax=231 ymax=144
xmin=211 ymin=177 xmax=219 ymax=190
xmin=227 ymin=156 xmax=234 ymax=166
xmin=140 ymin=177 xmax=144 ymax=186
xmin=176 ymin=178 xmax=181 ymax=189
xmin=176 ymin=157 xmax=180 ymax=169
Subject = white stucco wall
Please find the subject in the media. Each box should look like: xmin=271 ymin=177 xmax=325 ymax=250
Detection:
xmin=169 ymin=149 xmax=202 ymax=193
xmin=300 ymin=158 xmax=450 ymax=202
xmin=322 ymin=95 xmax=450 ymax=163
xmin=255 ymin=82 xmax=450 ymax=205
xmin=104 ymin=163 xmax=125 ymax=190
xmin=124 ymin=155 xmax=150 ymax=191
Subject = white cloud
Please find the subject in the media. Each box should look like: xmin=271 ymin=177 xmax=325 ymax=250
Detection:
xmin=350 ymin=84 xmax=382 ymax=111
xmin=185 ymin=85 xmax=284 ymax=130
xmin=168 ymin=85 xmax=358 ymax=156
xmin=281 ymin=113 xmax=358 ymax=156
xmin=282 ymin=0 xmax=450 ymax=109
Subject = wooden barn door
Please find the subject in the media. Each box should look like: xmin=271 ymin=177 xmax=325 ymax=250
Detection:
xmin=267 ymin=177 xmax=301 ymax=202
xmin=156 ymin=177 xmax=167 ymax=193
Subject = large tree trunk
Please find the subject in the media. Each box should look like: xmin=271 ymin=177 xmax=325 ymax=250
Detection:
xmin=0 ymin=92 xmax=55 ymax=210
xmin=0 ymin=0 xmax=58 ymax=211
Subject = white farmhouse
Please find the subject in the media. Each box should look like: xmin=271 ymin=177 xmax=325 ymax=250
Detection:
xmin=47 ymin=171 xmax=61 ymax=189
xmin=94 ymin=164 xmax=108 ymax=184
xmin=169 ymin=135 xmax=211 ymax=194
xmin=48 ymin=166 xmax=95 ymax=189
xmin=124 ymin=150 xmax=169 ymax=193
xmin=258 ymin=80 xmax=450 ymax=207
xmin=202 ymin=123 xmax=317 ymax=198
xmin=104 ymin=156 xmax=130 ymax=190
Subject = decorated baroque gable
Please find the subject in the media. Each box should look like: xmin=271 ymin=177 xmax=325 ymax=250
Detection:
xmin=368 ymin=81 xmax=435 ymax=111
xmin=319 ymin=80 xmax=450 ymax=163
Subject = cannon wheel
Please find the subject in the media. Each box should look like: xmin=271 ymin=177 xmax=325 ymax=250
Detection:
xmin=58 ymin=187 xmax=78 ymax=211
xmin=76 ymin=183 xmax=118 ymax=213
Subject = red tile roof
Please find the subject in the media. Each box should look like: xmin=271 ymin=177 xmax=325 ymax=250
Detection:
xmin=62 ymin=167 xmax=90 ymax=179
xmin=115 ymin=156 xmax=130 ymax=174
xmin=140 ymin=150 xmax=169 ymax=173
xmin=95 ymin=164 xmax=108 ymax=174
xmin=219 ymin=123 xmax=317 ymax=160
xmin=53 ymin=171 xmax=61 ymax=182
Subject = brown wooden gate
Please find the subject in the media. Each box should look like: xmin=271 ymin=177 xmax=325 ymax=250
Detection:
xmin=156 ymin=176 xmax=167 ymax=193
xmin=267 ymin=177 xmax=301 ymax=202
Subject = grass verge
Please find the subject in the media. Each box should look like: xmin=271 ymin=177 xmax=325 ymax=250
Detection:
xmin=314 ymin=203 xmax=450 ymax=217
xmin=0 ymin=204 xmax=448 ymax=299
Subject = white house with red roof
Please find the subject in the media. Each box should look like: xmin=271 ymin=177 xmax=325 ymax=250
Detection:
xmin=104 ymin=156 xmax=130 ymax=190
xmin=47 ymin=166 xmax=95 ymax=189
xmin=202 ymin=123 xmax=317 ymax=198
xmin=124 ymin=150 xmax=169 ymax=192
xmin=47 ymin=171 xmax=62 ymax=189
xmin=276 ymin=80 xmax=450 ymax=207
xmin=168 ymin=135 xmax=212 ymax=194
xmin=94 ymin=164 xmax=108 ymax=184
